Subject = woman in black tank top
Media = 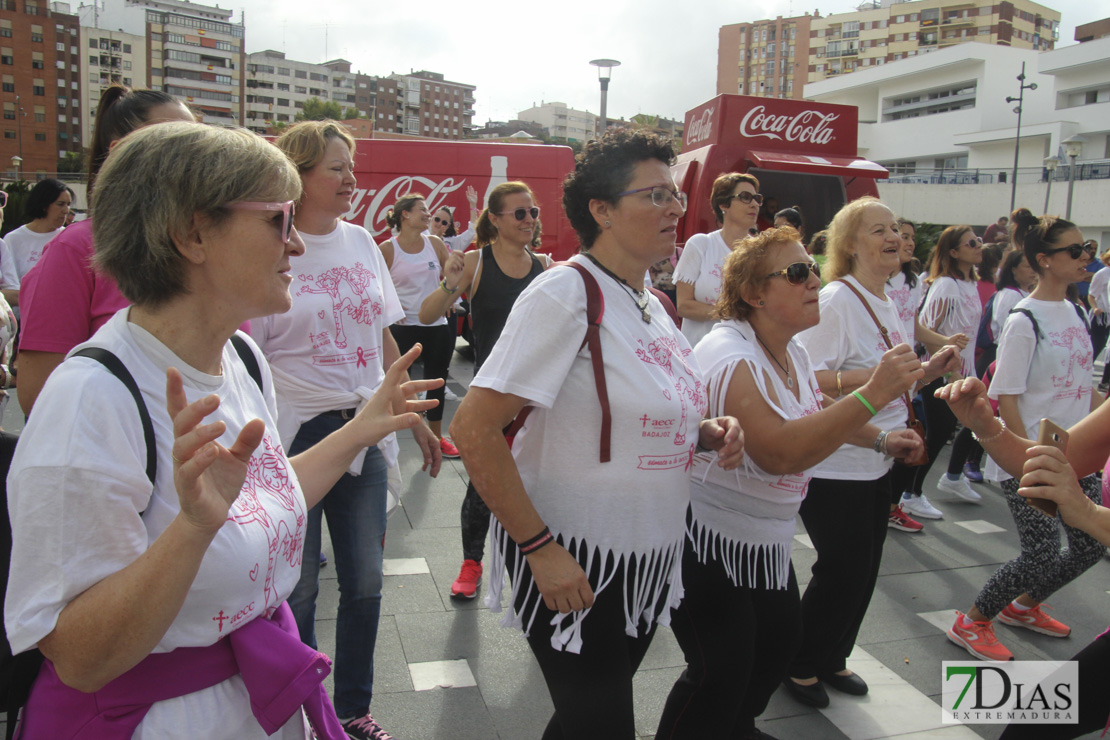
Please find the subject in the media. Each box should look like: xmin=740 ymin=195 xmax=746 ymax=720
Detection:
xmin=416 ymin=181 xmax=551 ymax=599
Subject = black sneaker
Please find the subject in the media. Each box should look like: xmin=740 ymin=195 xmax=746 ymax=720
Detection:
xmin=342 ymin=713 xmax=394 ymax=740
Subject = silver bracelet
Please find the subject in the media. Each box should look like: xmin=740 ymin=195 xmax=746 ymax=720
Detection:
xmin=872 ymin=430 xmax=889 ymax=455
xmin=972 ymin=418 xmax=1007 ymax=444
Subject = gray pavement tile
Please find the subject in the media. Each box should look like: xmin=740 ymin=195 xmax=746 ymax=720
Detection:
xmin=381 ymin=572 xmax=450 ymax=616
xmin=367 ymin=687 xmax=499 ymax=740
xmin=759 ymin=711 xmax=854 ymax=739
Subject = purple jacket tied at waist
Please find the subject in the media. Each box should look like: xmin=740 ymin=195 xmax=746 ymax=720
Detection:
xmin=15 ymin=601 xmax=345 ymax=739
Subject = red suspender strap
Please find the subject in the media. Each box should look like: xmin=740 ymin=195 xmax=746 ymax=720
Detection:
xmin=562 ymin=261 xmax=612 ymax=463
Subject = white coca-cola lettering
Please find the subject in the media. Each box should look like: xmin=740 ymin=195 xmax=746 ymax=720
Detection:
xmin=738 ymin=105 xmax=839 ymax=146
xmin=685 ymin=107 xmax=715 ymax=146
xmin=347 ymin=176 xmax=466 ymax=237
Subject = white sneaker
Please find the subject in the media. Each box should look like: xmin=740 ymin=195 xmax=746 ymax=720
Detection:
xmin=901 ymin=492 xmax=944 ymax=520
xmin=443 ymin=386 xmax=459 ymax=402
xmin=937 ymin=474 xmax=982 ymax=502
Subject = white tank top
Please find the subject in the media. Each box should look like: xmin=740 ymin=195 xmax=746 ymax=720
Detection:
xmin=388 ymin=235 xmax=446 ymax=326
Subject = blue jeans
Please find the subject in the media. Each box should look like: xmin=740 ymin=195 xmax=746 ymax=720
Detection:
xmin=287 ymin=412 xmax=388 ymax=719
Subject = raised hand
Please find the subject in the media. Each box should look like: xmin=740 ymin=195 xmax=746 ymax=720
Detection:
xmin=442 ymin=250 xmax=465 ymax=289
xmin=352 ymin=343 xmax=441 ymax=449
xmin=922 ymin=344 xmax=963 ymax=383
xmin=466 ymin=185 xmax=479 ymax=212
xmin=1018 ymin=445 xmax=1096 ymax=525
xmin=935 ymin=376 xmax=996 ymax=434
xmin=166 ymin=368 xmax=264 ymax=535
xmin=865 ymin=343 xmax=923 ymax=406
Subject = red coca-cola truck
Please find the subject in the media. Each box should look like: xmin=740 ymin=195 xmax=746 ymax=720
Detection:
xmin=674 ymin=94 xmax=888 ymax=245
xmin=344 ymin=137 xmax=577 ymax=258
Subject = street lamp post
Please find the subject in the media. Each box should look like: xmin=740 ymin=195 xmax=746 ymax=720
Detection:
xmin=589 ymin=59 xmax=620 ymax=137
xmin=10 ymin=155 xmax=20 ymax=181
xmin=1005 ymin=62 xmax=1037 ymax=214
xmin=1042 ymin=155 xmax=1059 ymax=215
xmin=1063 ymin=134 xmax=1084 ymax=221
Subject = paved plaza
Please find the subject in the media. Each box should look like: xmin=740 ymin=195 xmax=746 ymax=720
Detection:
xmin=7 ymin=345 xmax=1110 ymax=739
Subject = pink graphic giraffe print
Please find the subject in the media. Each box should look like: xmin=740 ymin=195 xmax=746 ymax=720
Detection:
xmin=635 ymin=336 xmax=707 ymax=446
xmin=297 ymin=262 xmax=383 ymax=349
xmin=225 ymin=434 xmax=305 ymax=616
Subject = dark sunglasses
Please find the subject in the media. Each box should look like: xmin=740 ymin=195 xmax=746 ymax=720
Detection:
xmin=766 ymin=261 xmax=820 ymax=285
xmin=729 ymin=191 xmax=764 ymax=206
xmin=229 ymin=200 xmax=296 ymax=244
xmin=433 ymin=216 xmax=452 ymax=226
xmin=497 ymin=206 xmax=540 ymax=221
xmin=0 ymin=191 xmax=7 ymax=208
xmin=1046 ymin=241 xmax=1096 ymax=260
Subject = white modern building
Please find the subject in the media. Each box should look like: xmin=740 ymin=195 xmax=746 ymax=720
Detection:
xmin=83 ymin=0 xmax=245 ymax=126
xmin=804 ymin=38 xmax=1110 ymax=243
xmin=517 ymin=101 xmax=597 ymax=142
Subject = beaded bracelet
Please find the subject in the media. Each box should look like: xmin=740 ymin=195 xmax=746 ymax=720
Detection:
xmin=518 ymin=526 xmax=554 ymax=555
xmin=972 ymin=418 xmax=1007 ymax=444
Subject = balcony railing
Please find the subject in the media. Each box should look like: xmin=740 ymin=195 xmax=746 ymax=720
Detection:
xmin=882 ymin=161 xmax=1110 ymax=185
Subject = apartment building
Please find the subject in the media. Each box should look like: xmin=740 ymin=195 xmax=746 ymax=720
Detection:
xmin=387 ymin=70 xmax=475 ymax=140
xmin=244 ymin=51 xmax=362 ymax=134
xmin=717 ymin=14 xmax=813 ymax=99
xmin=89 ymin=0 xmax=244 ymax=126
xmin=78 ymin=26 xmax=145 ymax=147
xmin=718 ymin=0 xmax=1060 ymax=100
xmin=517 ymin=101 xmax=596 ymax=142
xmin=0 ymin=0 xmax=82 ymax=176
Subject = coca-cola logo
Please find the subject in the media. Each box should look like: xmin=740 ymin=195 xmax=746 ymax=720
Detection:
xmin=346 ymin=176 xmax=466 ymax=237
xmin=738 ymin=105 xmax=839 ymax=146
xmin=685 ymin=107 xmax=715 ymax=147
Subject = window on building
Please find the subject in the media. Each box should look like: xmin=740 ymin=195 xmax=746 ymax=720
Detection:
xmin=295 ymin=70 xmax=306 ymax=79
xmin=3 ymin=131 xmax=14 ymax=139
xmin=34 ymin=131 xmax=45 ymax=141
xmin=33 ymin=81 xmax=44 ymax=95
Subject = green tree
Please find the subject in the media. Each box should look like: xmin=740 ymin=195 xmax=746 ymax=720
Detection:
xmin=342 ymin=107 xmax=363 ymax=120
xmin=1 ymin=181 xmax=29 ymax=238
xmin=56 ymin=151 xmax=85 ymax=175
xmin=295 ymin=97 xmax=343 ymax=122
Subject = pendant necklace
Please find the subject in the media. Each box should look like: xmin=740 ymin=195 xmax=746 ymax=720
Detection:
xmin=583 ymin=253 xmax=652 ymax=324
xmin=754 ymin=333 xmax=793 ymax=388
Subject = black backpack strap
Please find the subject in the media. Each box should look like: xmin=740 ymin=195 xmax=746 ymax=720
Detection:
xmin=1008 ymin=307 xmax=1043 ymax=347
xmin=72 ymin=348 xmax=157 ymax=487
xmin=230 ymin=334 xmax=264 ymax=393
xmin=1071 ymin=301 xmax=1091 ymax=333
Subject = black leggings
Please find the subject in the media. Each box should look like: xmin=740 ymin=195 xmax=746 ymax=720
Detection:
xmin=388 ymin=322 xmax=454 ymax=423
xmin=523 ymin=561 xmax=660 ymax=740
xmin=999 ymin=631 xmax=1110 ymax=740
xmin=460 ymin=480 xmax=491 ymax=562
xmin=657 ymin=539 xmax=801 ymax=739
xmin=792 ymin=472 xmax=892 ymax=678
xmin=891 ymin=377 xmax=959 ymax=496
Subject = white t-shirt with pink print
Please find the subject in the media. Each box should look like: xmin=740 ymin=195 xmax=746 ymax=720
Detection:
xmin=473 ymin=254 xmax=708 ymax=653
xmin=986 ymin=297 xmax=1093 ymax=482
xmin=674 ymin=229 xmax=731 ymax=347
xmin=920 ymin=275 xmax=981 ymax=377
xmin=799 ymin=275 xmax=911 ymax=481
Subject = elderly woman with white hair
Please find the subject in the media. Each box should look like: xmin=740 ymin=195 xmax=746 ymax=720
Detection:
xmin=3 ymin=122 xmax=437 ymax=738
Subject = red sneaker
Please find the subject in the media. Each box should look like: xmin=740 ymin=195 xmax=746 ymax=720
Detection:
xmin=998 ymin=603 xmax=1071 ymax=637
xmin=439 ymin=437 xmax=461 ymax=459
xmin=451 ymin=559 xmax=483 ymax=599
xmin=888 ymin=505 xmax=924 ymax=532
xmin=948 ymin=612 xmax=1014 ymax=661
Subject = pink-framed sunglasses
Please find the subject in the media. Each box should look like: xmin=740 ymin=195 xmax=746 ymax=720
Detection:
xmin=228 ymin=200 xmax=296 ymax=243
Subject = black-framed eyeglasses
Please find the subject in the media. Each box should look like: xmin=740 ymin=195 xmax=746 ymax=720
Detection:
xmin=496 ymin=206 xmax=540 ymax=221
xmin=766 ymin=261 xmax=820 ymax=285
xmin=228 ymin=200 xmax=296 ymax=244
xmin=433 ymin=216 xmax=452 ymax=226
xmin=615 ymin=185 xmax=688 ymax=211
xmin=1046 ymin=241 xmax=1096 ymax=260
xmin=728 ymin=191 xmax=764 ymax=206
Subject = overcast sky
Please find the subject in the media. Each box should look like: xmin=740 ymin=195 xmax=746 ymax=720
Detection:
xmin=235 ymin=0 xmax=1104 ymax=125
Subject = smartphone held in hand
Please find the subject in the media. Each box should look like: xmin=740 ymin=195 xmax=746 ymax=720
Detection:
xmin=1029 ymin=419 xmax=1068 ymax=517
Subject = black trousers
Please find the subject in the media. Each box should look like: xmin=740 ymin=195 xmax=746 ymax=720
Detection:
xmin=388 ymin=322 xmax=454 ymax=423
xmin=523 ymin=560 xmax=660 ymax=740
xmin=891 ymin=378 xmax=959 ymax=496
xmin=657 ymin=538 xmax=801 ymax=739
xmin=999 ymin=631 xmax=1110 ymax=740
xmin=460 ymin=480 xmax=492 ymax=562
xmin=791 ymin=472 xmax=892 ymax=678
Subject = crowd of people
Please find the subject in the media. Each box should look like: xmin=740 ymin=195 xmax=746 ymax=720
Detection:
xmin=0 ymin=83 xmax=1107 ymax=740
